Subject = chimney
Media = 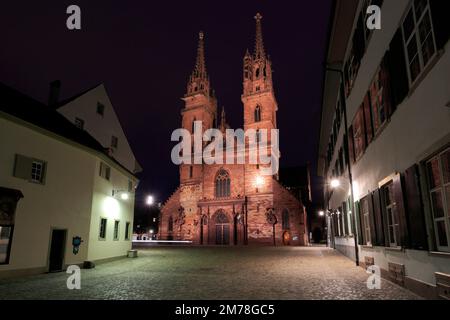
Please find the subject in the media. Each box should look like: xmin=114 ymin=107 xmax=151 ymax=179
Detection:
xmin=48 ymin=80 xmax=61 ymax=108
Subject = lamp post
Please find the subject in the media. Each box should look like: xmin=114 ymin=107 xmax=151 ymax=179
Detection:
xmin=325 ymin=66 xmax=360 ymax=267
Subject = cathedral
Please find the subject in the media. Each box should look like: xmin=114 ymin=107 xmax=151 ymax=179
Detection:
xmin=159 ymin=13 xmax=308 ymax=246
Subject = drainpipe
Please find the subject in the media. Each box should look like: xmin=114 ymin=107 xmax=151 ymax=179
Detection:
xmin=325 ymin=66 xmax=360 ymax=267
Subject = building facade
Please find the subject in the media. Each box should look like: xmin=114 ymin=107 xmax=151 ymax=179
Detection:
xmin=0 ymin=83 xmax=138 ymax=278
xmin=318 ymin=0 xmax=450 ymax=298
xmin=159 ymin=14 xmax=308 ymax=246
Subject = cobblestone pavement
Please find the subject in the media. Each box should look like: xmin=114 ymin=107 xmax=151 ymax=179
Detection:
xmin=0 ymin=246 xmax=421 ymax=300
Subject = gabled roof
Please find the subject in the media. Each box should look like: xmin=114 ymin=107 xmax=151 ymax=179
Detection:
xmin=55 ymin=83 xmax=103 ymax=108
xmin=0 ymin=82 xmax=137 ymax=178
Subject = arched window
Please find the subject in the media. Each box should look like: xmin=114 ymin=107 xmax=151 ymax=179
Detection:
xmin=215 ymin=169 xmax=231 ymax=198
xmin=282 ymin=209 xmax=290 ymax=230
xmin=168 ymin=216 xmax=173 ymax=232
xmin=215 ymin=210 xmax=229 ymax=224
xmin=254 ymin=105 xmax=261 ymax=122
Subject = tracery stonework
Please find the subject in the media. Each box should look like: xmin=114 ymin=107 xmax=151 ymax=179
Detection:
xmin=159 ymin=13 xmax=308 ymax=246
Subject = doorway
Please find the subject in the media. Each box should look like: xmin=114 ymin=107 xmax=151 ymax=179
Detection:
xmin=214 ymin=210 xmax=230 ymax=245
xmin=49 ymin=229 xmax=66 ymax=272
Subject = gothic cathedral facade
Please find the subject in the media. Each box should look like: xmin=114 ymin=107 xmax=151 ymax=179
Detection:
xmin=159 ymin=14 xmax=308 ymax=246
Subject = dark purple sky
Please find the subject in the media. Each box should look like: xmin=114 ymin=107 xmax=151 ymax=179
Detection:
xmin=0 ymin=0 xmax=332 ymax=204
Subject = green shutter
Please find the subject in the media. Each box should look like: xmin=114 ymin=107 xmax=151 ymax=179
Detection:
xmin=13 ymin=154 xmax=32 ymax=180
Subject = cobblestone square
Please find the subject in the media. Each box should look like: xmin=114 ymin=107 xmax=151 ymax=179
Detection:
xmin=0 ymin=246 xmax=420 ymax=300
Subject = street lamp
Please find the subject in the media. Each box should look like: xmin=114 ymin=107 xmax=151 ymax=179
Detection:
xmin=146 ymin=195 xmax=154 ymax=206
xmin=318 ymin=210 xmax=325 ymax=217
xmin=330 ymin=178 xmax=341 ymax=189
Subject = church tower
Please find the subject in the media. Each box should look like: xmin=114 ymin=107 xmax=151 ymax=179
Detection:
xmin=181 ymin=31 xmax=218 ymax=183
xmin=242 ymin=13 xmax=279 ymax=195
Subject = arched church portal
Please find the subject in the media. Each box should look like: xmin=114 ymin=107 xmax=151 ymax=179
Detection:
xmin=213 ymin=210 xmax=230 ymax=245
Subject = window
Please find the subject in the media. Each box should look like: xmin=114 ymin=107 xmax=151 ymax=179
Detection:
xmin=97 ymin=102 xmax=105 ymax=116
xmin=74 ymin=117 xmax=84 ymax=130
xmin=402 ymin=0 xmax=437 ymax=84
xmin=168 ymin=216 xmax=173 ymax=232
xmin=282 ymin=209 xmax=290 ymax=230
xmin=370 ymin=68 xmax=387 ymax=133
xmin=352 ymin=106 xmax=366 ymax=160
xmin=14 ymin=154 xmax=47 ymax=184
xmin=361 ymin=197 xmax=372 ymax=246
xmin=382 ymin=182 xmax=400 ymax=247
xmin=0 ymin=226 xmax=13 ymax=264
xmin=111 ymin=136 xmax=118 ymax=149
xmin=345 ymin=198 xmax=353 ymax=236
xmin=254 ymin=105 xmax=262 ymax=122
xmin=128 ymin=180 xmax=133 ymax=192
xmin=99 ymin=162 xmax=111 ymax=181
xmin=125 ymin=222 xmax=130 ymax=240
xmin=189 ymin=166 xmax=193 ymax=179
xmin=113 ymin=220 xmax=120 ymax=241
xmin=31 ymin=161 xmax=45 ymax=183
xmin=99 ymin=218 xmax=107 ymax=240
xmin=215 ymin=169 xmax=231 ymax=198
xmin=426 ymin=148 xmax=450 ymax=252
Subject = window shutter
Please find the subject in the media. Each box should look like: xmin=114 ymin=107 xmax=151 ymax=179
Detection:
xmin=372 ymin=189 xmax=385 ymax=246
xmin=363 ymin=93 xmax=373 ymax=144
xmin=13 ymin=154 xmax=32 ymax=180
xmin=348 ymin=126 xmax=355 ymax=164
xmin=386 ymin=29 xmax=409 ymax=110
xmin=355 ymin=201 xmax=363 ymax=245
xmin=429 ymin=0 xmax=450 ymax=51
xmin=393 ymin=174 xmax=409 ymax=247
xmin=404 ymin=165 xmax=428 ymax=250
xmin=367 ymin=194 xmax=377 ymax=246
xmin=380 ymin=55 xmax=393 ymax=118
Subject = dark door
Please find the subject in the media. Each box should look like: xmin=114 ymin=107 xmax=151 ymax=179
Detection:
xmin=215 ymin=224 xmax=230 ymax=245
xmin=49 ymin=229 xmax=66 ymax=272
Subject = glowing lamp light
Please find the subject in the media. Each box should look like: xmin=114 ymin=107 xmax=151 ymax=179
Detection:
xmin=103 ymin=197 xmax=120 ymax=219
xmin=330 ymin=179 xmax=341 ymax=189
xmin=255 ymin=176 xmax=264 ymax=187
xmin=318 ymin=210 xmax=325 ymax=217
xmin=146 ymin=195 xmax=154 ymax=206
xmin=120 ymin=193 xmax=129 ymax=201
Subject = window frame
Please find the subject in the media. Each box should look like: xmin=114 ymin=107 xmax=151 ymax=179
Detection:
xmin=125 ymin=222 xmax=131 ymax=240
xmin=215 ymin=169 xmax=231 ymax=198
xmin=401 ymin=0 xmax=438 ymax=86
xmin=31 ymin=160 xmax=45 ymax=184
xmin=99 ymin=218 xmax=107 ymax=240
xmin=111 ymin=136 xmax=118 ymax=149
xmin=113 ymin=220 xmax=120 ymax=241
xmin=254 ymin=105 xmax=262 ymax=122
xmin=361 ymin=196 xmax=372 ymax=246
xmin=382 ymin=181 xmax=400 ymax=248
xmin=426 ymin=148 xmax=450 ymax=252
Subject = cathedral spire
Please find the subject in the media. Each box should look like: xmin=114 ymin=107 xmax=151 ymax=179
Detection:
xmin=193 ymin=31 xmax=207 ymax=79
xmin=186 ymin=31 xmax=211 ymax=97
xmin=254 ymin=13 xmax=265 ymax=60
xmin=220 ymin=106 xmax=227 ymax=131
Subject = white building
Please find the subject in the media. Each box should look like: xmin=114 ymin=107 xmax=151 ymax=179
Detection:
xmin=0 ymin=82 xmax=139 ymax=278
xmin=318 ymin=0 xmax=450 ymax=299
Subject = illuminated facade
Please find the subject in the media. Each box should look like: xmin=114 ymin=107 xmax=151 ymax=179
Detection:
xmin=159 ymin=14 xmax=308 ymax=246
xmin=0 ymin=83 xmax=138 ymax=278
xmin=318 ymin=0 xmax=450 ymax=299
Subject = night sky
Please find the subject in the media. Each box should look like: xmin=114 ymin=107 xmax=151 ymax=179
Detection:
xmin=0 ymin=1 xmax=332 ymax=205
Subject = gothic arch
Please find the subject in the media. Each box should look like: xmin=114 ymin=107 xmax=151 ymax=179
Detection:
xmin=254 ymin=105 xmax=262 ymax=122
xmin=215 ymin=168 xmax=231 ymax=198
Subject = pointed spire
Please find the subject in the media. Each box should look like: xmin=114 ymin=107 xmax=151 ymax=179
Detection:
xmin=254 ymin=13 xmax=265 ymax=60
xmin=193 ymin=31 xmax=207 ymax=79
xmin=220 ymin=106 xmax=226 ymax=131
